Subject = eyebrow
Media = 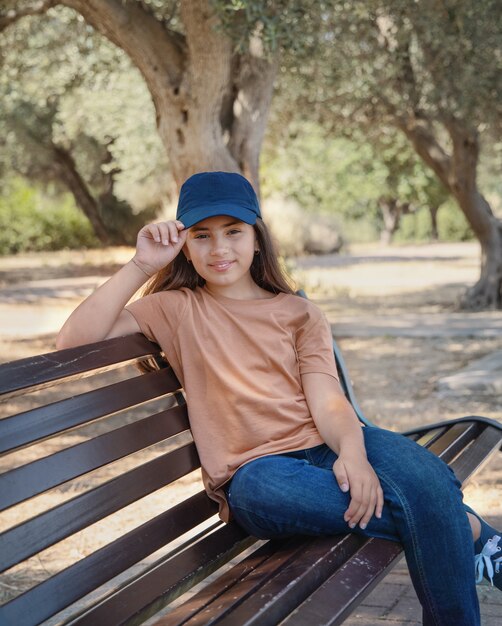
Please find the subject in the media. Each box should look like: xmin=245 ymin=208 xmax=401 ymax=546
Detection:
xmin=190 ymin=220 xmax=242 ymax=232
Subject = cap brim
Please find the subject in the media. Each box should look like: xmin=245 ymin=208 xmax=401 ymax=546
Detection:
xmin=180 ymin=206 xmax=258 ymax=228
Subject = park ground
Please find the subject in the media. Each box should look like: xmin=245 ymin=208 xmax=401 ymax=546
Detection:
xmin=0 ymin=240 xmax=501 ymax=624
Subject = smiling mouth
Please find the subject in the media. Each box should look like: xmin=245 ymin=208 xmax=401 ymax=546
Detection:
xmin=209 ymin=261 xmax=235 ymax=271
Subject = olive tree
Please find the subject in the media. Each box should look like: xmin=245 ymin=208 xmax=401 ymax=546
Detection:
xmin=284 ymin=0 xmax=502 ymax=308
xmin=0 ymin=7 xmax=165 ymax=243
xmin=0 ymin=0 xmax=285 ymax=192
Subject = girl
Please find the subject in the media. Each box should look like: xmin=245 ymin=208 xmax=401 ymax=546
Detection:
xmin=57 ymin=171 xmax=501 ymax=626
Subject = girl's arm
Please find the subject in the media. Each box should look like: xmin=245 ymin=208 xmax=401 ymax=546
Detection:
xmin=56 ymin=220 xmax=187 ymax=349
xmin=301 ymin=372 xmax=384 ymax=531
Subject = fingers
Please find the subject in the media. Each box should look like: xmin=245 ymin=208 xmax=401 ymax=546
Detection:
xmin=334 ymin=458 xmax=384 ymax=530
xmin=140 ymin=220 xmax=186 ymax=246
xmin=344 ymin=483 xmax=375 ymax=529
xmin=332 ymin=460 xmax=349 ymax=494
xmin=345 ymin=482 xmax=384 ymax=530
xmin=375 ymin=484 xmax=384 ymax=520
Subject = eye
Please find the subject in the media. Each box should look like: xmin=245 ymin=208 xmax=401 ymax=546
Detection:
xmin=227 ymin=229 xmax=241 ymax=235
xmin=193 ymin=233 xmax=209 ymax=239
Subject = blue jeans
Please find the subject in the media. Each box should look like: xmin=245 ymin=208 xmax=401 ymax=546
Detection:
xmin=224 ymin=427 xmax=480 ymax=626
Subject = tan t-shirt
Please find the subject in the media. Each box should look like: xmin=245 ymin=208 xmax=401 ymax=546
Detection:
xmin=126 ymin=286 xmax=339 ymax=522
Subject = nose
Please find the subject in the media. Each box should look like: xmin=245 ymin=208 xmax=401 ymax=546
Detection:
xmin=209 ymin=233 xmax=229 ymax=255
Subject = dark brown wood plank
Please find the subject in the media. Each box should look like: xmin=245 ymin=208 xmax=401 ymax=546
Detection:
xmin=281 ymin=538 xmax=404 ymax=626
xmin=0 ymin=404 xmax=190 ymax=510
xmin=156 ymin=537 xmax=319 ymax=626
xmin=0 ymin=443 xmax=200 ymax=572
xmin=426 ymin=422 xmax=479 ymax=462
xmin=0 ymin=368 xmax=182 ymax=455
xmin=154 ymin=541 xmax=286 ymax=626
xmin=72 ymin=523 xmax=256 ymax=626
xmin=0 ymin=492 xmax=217 ymax=626
xmin=413 ymin=427 xmax=447 ymax=447
xmin=211 ymin=535 xmax=367 ymax=626
xmin=451 ymin=426 xmax=502 ymax=484
xmin=0 ymin=333 xmax=163 ymax=398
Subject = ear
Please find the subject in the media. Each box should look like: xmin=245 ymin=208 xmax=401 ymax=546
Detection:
xmin=182 ymin=243 xmax=191 ymax=261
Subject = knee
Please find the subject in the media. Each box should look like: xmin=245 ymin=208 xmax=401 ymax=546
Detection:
xmin=366 ymin=429 xmax=461 ymax=493
xmin=380 ymin=456 xmax=463 ymax=518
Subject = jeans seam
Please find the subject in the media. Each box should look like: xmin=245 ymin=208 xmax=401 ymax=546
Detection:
xmin=376 ymin=467 xmax=442 ymax=626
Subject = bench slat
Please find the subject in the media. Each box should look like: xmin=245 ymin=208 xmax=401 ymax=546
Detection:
xmin=451 ymin=425 xmax=502 ymax=484
xmin=160 ymin=537 xmax=326 ymax=626
xmin=0 ymin=367 xmax=181 ymax=454
xmin=427 ymin=422 xmax=480 ymax=463
xmin=0 ymin=443 xmax=200 ymax=572
xmin=209 ymin=535 xmax=368 ymax=626
xmin=164 ymin=535 xmax=367 ymax=626
xmin=412 ymin=426 xmax=447 ymax=446
xmin=0 ymin=491 xmax=217 ymax=626
xmin=0 ymin=404 xmax=190 ymax=510
xmin=280 ymin=538 xmax=403 ymax=626
xmin=156 ymin=539 xmax=296 ymax=625
xmin=73 ymin=523 xmax=256 ymax=626
xmin=0 ymin=334 xmax=164 ymax=397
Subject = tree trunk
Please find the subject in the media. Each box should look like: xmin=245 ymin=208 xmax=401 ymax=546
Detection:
xmin=61 ymin=0 xmax=277 ymax=193
xmin=379 ymin=197 xmax=401 ymax=244
xmin=456 ymin=191 xmax=502 ymax=310
xmin=399 ymin=115 xmax=502 ymax=309
xmin=51 ymin=144 xmax=109 ymax=243
xmin=429 ymin=205 xmax=439 ymax=241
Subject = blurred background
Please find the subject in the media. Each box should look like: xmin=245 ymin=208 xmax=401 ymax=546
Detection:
xmin=0 ymin=1 xmax=500 ymax=289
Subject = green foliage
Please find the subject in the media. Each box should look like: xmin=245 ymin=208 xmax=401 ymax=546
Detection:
xmin=262 ymin=120 xmax=455 ymax=242
xmin=395 ymin=202 xmax=474 ymax=243
xmin=394 ymin=208 xmax=433 ymax=242
xmin=436 ymin=201 xmax=475 ymax=242
xmin=0 ymin=178 xmax=98 ymax=254
xmin=211 ymin=0 xmax=322 ymax=55
xmin=262 ymin=122 xmax=382 ymax=221
xmin=283 ymin=0 xmax=502 ymax=131
xmin=0 ymin=5 xmax=169 ymax=214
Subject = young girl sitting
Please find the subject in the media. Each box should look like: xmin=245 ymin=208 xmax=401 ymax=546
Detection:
xmin=57 ymin=171 xmax=501 ymax=626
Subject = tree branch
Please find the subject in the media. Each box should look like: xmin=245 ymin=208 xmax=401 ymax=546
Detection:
xmin=395 ymin=114 xmax=452 ymax=189
xmin=61 ymin=0 xmax=186 ymax=91
xmin=0 ymin=0 xmax=59 ymax=33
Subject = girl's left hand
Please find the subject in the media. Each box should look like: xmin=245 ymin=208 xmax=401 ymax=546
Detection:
xmin=332 ymin=455 xmax=384 ymax=530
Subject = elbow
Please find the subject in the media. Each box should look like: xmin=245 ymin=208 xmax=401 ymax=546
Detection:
xmin=56 ymin=326 xmax=85 ymax=351
xmin=56 ymin=330 xmax=73 ymax=351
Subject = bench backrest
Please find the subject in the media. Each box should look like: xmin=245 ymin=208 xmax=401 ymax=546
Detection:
xmin=0 ymin=334 xmax=222 ymax=625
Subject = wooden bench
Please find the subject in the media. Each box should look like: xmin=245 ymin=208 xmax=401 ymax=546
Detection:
xmin=1 ymin=330 xmax=501 ymax=626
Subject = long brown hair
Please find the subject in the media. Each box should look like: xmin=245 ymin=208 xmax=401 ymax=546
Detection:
xmin=141 ymin=217 xmax=296 ymax=297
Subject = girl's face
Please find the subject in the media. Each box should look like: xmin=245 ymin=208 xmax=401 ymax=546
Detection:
xmin=183 ymin=215 xmax=258 ymax=296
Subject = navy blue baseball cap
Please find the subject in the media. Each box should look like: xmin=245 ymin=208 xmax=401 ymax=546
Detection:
xmin=176 ymin=171 xmax=261 ymax=228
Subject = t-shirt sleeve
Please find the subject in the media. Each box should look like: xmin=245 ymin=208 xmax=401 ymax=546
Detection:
xmin=295 ymin=304 xmax=339 ymax=380
xmin=125 ymin=290 xmax=188 ymax=346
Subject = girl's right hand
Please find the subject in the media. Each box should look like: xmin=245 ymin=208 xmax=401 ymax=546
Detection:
xmin=133 ymin=220 xmax=188 ymax=276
